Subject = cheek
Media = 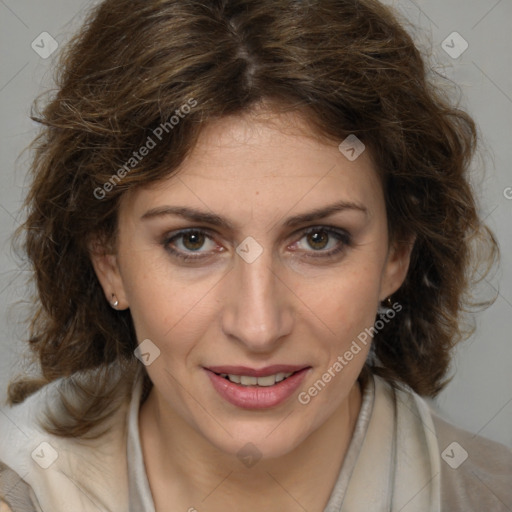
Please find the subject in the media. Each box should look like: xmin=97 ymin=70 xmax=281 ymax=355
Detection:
xmin=121 ymin=254 xmax=224 ymax=363
xmin=299 ymin=261 xmax=383 ymax=340
xmin=300 ymin=267 xmax=380 ymax=405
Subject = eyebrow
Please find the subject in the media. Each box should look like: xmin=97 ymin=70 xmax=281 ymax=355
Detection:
xmin=141 ymin=200 xmax=368 ymax=230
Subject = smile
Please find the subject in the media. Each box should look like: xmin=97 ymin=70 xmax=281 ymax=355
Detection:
xmin=217 ymin=372 xmax=294 ymax=386
xmin=204 ymin=365 xmax=311 ymax=409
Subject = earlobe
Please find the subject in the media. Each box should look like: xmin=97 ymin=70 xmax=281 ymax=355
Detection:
xmin=88 ymin=242 xmax=129 ymax=310
xmin=379 ymin=235 xmax=416 ymax=301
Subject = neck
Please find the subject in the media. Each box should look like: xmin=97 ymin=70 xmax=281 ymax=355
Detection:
xmin=139 ymin=380 xmax=362 ymax=512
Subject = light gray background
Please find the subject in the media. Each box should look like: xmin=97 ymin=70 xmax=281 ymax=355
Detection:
xmin=0 ymin=0 xmax=511 ymax=448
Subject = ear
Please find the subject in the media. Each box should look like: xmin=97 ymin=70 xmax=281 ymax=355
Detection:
xmin=379 ymin=234 xmax=416 ymax=301
xmin=88 ymin=237 xmax=129 ymax=310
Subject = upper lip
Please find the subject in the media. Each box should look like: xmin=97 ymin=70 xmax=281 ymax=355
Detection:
xmin=205 ymin=365 xmax=310 ymax=377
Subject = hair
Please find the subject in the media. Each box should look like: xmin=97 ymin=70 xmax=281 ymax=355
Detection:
xmin=7 ymin=0 xmax=498 ymax=438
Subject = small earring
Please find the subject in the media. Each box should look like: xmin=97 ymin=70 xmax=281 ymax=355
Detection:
xmin=377 ymin=296 xmax=393 ymax=315
xmin=110 ymin=293 xmax=119 ymax=309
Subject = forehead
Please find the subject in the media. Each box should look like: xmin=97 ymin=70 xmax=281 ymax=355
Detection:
xmin=119 ymin=109 xmax=383 ymax=224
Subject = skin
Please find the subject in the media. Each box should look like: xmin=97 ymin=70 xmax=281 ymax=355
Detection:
xmin=91 ymin=105 xmax=414 ymax=512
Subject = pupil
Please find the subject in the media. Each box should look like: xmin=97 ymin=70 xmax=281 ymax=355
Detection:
xmin=183 ymin=232 xmax=205 ymax=251
xmin=308 ymin=230 xmax=328 ymax=250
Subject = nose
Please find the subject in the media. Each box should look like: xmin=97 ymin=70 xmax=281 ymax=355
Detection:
xmin=221 ymin=248 xmax=294 ymax=353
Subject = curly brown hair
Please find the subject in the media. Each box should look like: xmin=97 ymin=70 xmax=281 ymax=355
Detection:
xmin=8 ymin=0 xmax=498 ymax=438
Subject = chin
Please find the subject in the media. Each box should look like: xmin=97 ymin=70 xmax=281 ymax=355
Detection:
xmin=199 ymin=416 xmax=314 ymax=464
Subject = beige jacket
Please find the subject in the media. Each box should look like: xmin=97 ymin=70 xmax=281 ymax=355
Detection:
xmin=1 ymin=369 xmax=511 ymax=511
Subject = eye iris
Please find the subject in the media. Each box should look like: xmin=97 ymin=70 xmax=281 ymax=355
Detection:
xmin=183 ymin=231 xmax=205 ymax=251
xmin=307 ymin=230 xmax=329 ymax=250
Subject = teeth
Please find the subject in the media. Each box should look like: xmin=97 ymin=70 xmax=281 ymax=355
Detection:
xmin=256 ymin=375 xmax=278 ymax=386
xmin=220 ymin=372 xmax=294 ymax=386
xmin=240 ymin=375 xmax=258 ymax=386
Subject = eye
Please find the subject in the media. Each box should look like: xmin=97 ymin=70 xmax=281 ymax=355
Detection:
xmin=162 ymin=229 xmax=220 ymax=261
xmin=162 ymin=226 xmax=352 ymax=263
xmin=290 ymin=226 xmax=352 ymax=259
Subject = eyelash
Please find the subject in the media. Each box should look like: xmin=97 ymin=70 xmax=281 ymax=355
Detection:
xmin=161 ymin=226 xmax=352 ymax=263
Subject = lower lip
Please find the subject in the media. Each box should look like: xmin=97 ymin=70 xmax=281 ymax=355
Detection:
xmin=205 ymin=368 xmax=310 ymax=409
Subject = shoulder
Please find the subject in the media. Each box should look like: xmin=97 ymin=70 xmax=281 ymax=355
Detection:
xmin=430 ymin=409 xmax=512 ymax=511
xmin=0 ymin=462 xmax=38 ymax=512
xmin=0 ymin=381 xmax=59 ymax=512
xmin=0 ymin=371 xmax=136 ymax=512
xmin=0 ymin=379 xmax=59 ymax=480
xmin=375 ymin=376 xmax=512 ymax=511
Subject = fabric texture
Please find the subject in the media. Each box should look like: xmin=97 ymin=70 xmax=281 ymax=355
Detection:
xmin=1 ymin=368 xmax=511 ymax=511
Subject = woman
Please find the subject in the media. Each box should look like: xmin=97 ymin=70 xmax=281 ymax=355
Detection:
xmin=1 ymin=0 xmax=511 ymax=510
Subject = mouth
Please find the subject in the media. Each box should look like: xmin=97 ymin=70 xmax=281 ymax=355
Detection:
xmin=204 ymin=365 xmax=311 ymax=409
xmin=205 ymin=364 xmax=308 ymax=386
xmin=213 ymin=371 xmax=298 ymax=387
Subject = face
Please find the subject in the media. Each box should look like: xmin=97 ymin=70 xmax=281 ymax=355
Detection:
xmin=92 ymin=107 xmax=412 ymax=460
